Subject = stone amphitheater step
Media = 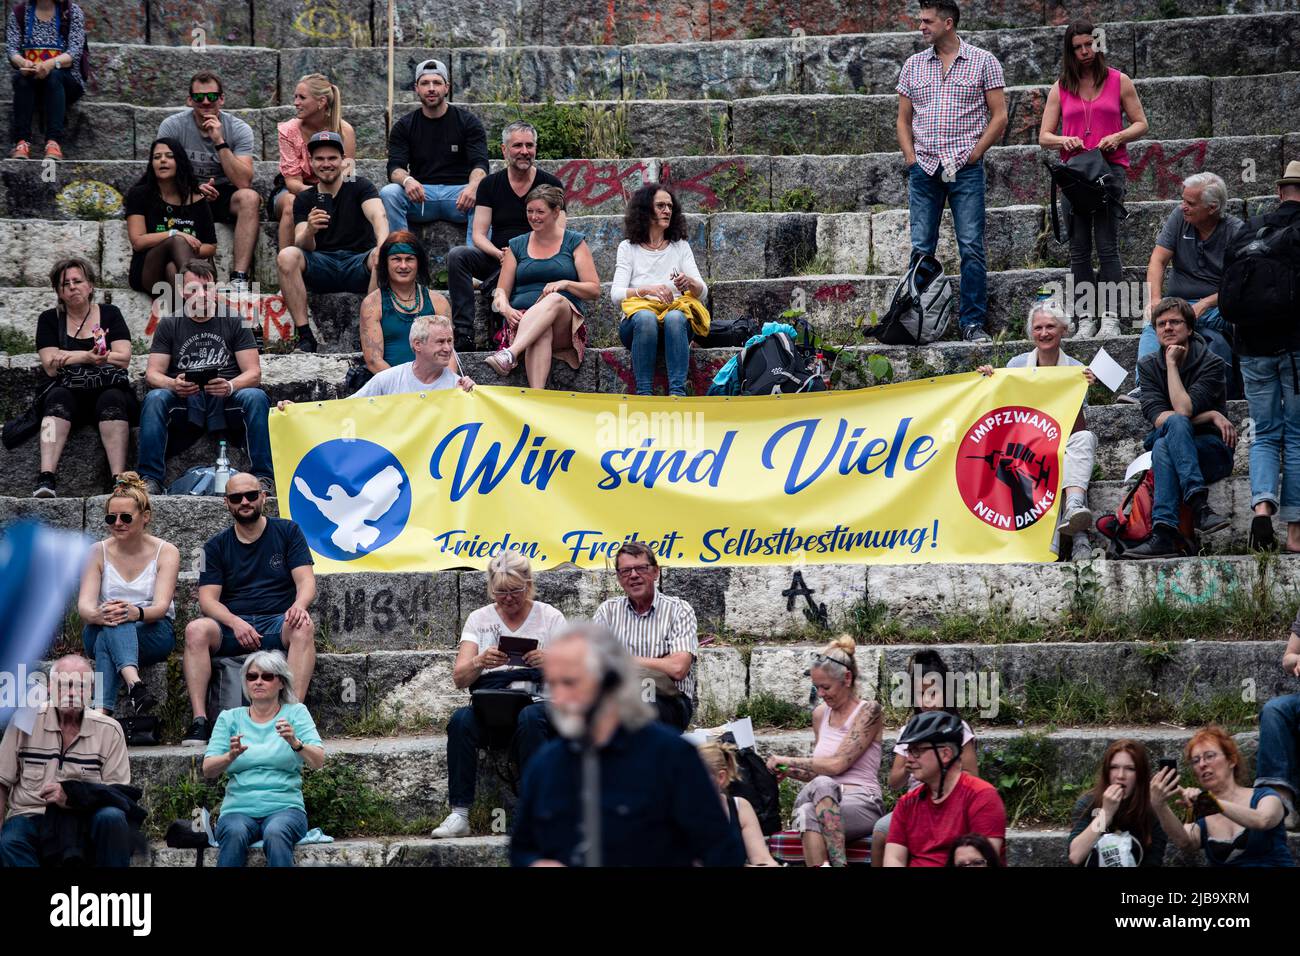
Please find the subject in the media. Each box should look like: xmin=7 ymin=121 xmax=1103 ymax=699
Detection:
xmin=5 ymin=68 xmax=1296 ymax=161
xmin=20 ymin=13 xmax=1293 ymax=108
xmin=78 ymin=0 xmax=1293 ymax=48
xmin=46 ymin=624 xmax=1300 ymax=734
xmin=6 ymin=138 xmax=1292 ymax=222
xmin=132 ymin=830 xmax=1300 ymax=866
xmin=0 ymin=196 xmax=1283 ymax=306
xmin=122 ymin=727 xmax=1273 ymax=831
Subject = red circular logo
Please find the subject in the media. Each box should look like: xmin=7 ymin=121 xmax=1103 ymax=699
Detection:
xmin=955 ymin=406 xmax=1063 ymax=532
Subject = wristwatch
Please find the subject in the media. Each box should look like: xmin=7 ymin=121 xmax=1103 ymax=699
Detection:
xmin=215 ymin=142 xmax=231 ymax=152
xmin=292 ymin=740 xmax=305 ymax=752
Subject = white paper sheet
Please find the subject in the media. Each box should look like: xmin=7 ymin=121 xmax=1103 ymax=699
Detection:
xmin=1088 ymin=347 xmax=1129 ymax=392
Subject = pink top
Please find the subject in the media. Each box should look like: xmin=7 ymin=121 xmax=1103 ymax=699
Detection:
xmin=813 ymin=700 xmax=881 ymax=795
xmin=1059 ymin=67 xmax=1130 ymax=168
xmin=277 ymin=118 xmax=316 ymax=183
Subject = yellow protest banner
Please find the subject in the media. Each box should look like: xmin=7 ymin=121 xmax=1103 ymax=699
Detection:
xmin=269 ymin=367 xmax=1088 ymax=572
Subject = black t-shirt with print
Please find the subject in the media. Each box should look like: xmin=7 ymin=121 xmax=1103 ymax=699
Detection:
xmin=150 ymin=312 xmax=256 ymax=380
xmin=125 ymin=185 xmax=218 ymax=243
xmin=292 ymin=177 xmax=379 ymax=254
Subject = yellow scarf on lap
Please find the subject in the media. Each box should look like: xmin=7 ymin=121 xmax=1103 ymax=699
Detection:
xmin=620 ymin=294 xmax=711 ymax=337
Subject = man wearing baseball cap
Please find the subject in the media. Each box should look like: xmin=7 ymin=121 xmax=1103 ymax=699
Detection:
xmin=381 ymin=59 xmax=489 ymax=260
xmin=1226 ymin=159 xmax=1300 ymax=552
xmin=276 ymin=130 xmax=389 ymax=352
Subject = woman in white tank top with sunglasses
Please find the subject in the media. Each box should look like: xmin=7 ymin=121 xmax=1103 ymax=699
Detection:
xmin=76 ymin=472 xmax=179 ymax=714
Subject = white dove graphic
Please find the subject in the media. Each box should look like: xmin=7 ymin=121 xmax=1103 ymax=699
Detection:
xmin=293 ymin=465 xmax=404 ymax=554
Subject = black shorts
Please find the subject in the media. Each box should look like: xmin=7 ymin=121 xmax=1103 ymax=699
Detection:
xmin=42 ymin=384 xmax=138 ymax=427
xmin=209 ymin=182 xmax=260 ymax=224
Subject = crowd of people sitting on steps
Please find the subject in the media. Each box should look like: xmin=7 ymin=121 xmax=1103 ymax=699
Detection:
xmin=2 ymin=0 xmax=1300 ymax=868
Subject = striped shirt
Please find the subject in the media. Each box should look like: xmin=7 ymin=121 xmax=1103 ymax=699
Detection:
xmin=594 ymin=590 xmax=699 ymax=701
xmin=897 ymin=38 xmax=1005 ymax=175
xmin=0 ymin=704 xmax=129 ymax=819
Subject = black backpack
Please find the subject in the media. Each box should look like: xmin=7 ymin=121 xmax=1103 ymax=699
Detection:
xmin=720 ymin=732 xmax=782 ymax=836
xmin=865 ymin=253 xmax=955 ymax=345
xmin=738 ymin=318 xmax=827 ymax=395
xmin=1043 ymin=148 xmax=1128 ymax=242
xmin=695 ymin=317 xmax=757 ymax=349
xmin=1219 ymin=214 xmax=1300 ymax=330
xmin=13 ymin=1 xmax=92 ymax=86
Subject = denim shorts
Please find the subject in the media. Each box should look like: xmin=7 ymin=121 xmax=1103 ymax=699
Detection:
xmin=304 ymin=249 xmax=371 ymax=294
xmin=216 ymin=613 xmax=287 ymax=657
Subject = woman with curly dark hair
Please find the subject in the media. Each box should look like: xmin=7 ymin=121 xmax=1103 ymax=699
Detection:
xmin=125 ymin=137 xmax=217 ymax=298
xmin=611 ymin=183 xmax=708 ymax=396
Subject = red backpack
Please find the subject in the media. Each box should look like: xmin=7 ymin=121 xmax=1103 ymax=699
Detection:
xmin=1095 ymin=468 xmax=1196 ymax=557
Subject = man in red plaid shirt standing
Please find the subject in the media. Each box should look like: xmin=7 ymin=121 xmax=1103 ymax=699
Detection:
xmin=896 ymin=0 xmax=1007 ymax=344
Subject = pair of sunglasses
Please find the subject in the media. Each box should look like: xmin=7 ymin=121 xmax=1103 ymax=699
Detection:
xmin=190 ymin=91 xmax=221 ymax=103
xmin=245 ymin=671 xmax=279 ymax=683
xmin=226 ymin=490 xmax=261 ymax=504
xmin=104 ymin=512 xmax=134 ymax=525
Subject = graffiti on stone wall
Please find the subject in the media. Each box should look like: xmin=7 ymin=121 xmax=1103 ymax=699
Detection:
xmin=598 ymin=350 xmax=727 ymax=396
xmin=783 ymin=570 xmax=829 ymax=628
xmin=145 ymin=293 xmax=293 ymax=341
xmin=555 ymin=159 xmax=652 ymax=209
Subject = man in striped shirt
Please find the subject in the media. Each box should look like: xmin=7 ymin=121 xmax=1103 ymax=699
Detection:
xmin=593 ymin=542 xmax=698 ymax=730
xmin=896 ymin=0 xmax=1007 ymax=344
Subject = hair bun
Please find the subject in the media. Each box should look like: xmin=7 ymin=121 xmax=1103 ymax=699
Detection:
xmin=113 ymin=470 xmax=147 ymax=492
xmin=828 ymin=634 xmax=856 ymax=656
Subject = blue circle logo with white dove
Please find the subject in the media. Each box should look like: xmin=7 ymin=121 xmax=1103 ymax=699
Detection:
xmin=289 ymin=439 xmax=412 ymax=562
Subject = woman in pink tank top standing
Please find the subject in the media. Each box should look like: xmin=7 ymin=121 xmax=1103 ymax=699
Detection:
xmin=1038 ymin=20 xmax=1149 ymax=338
xmin=764 ymin=636 xmax=884 ymax=867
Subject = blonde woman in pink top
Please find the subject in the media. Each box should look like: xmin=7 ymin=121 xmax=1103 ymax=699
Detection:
xmin=1038 ymin=20 xmax=1148 ymax=338
xmin=765 ymin=636 xmax=884 ymax=867
xmin=273 ymin=74 xmax=357 ymax=250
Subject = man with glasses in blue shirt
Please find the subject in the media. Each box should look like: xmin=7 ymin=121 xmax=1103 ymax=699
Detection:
xmin=593 ymin=541 xmax=698 ymax=730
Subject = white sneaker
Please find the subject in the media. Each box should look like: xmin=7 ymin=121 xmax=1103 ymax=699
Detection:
xmin=431 ymin=811 xmax=470 ymax=839
xmin=1097 ymin=312 xmax=1123 ymax=337
xmin=1071 ymin=533 xmax=1094 ymax=562
xmin=1058 ymin=499 xmax=1094 ymax=535
xmin=1072 ymin=315 xmax=1098 ymax=339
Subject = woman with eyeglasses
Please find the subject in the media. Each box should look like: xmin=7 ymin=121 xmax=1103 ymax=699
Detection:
xmin=946 ymin=833 xmax=1001 ymax=867
xmin=764 ymin=635 xmax=885 ymax=867
xmin=202 ymin=650 xmax=324 ymax=867
xmin=435 ymin=551 xmax=566 ymax=840
xmin=611 ymin=182 xmax=708 ymax=397
xmin=1150 ymin=725 xmax=1293 ymax=867
xmin=77 ymin=472 xmax=179 ymax=715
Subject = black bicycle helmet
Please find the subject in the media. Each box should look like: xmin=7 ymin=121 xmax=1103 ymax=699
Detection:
xmin=898 ymin=711 xmax=966 ymax=798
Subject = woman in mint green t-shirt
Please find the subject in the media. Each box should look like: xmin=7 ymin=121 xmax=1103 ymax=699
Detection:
xmin=203 ymin=650 xmax=325 ymax=867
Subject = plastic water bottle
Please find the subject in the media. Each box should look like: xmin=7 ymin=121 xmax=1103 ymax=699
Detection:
xmin=213 ymin=441 xmax=231 ymax=495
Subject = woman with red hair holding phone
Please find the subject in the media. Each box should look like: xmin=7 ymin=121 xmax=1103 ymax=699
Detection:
xmin=1151 ymin=726 xmax=1293 ymax=867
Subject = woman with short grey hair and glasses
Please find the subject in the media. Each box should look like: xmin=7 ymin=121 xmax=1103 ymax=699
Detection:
xmin=202 ymin=650 xmax=324 ymax=867
xmin=435 ymin=551 xmax=567 ymax=839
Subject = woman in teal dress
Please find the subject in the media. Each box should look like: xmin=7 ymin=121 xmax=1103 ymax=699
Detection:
xmin=487 ymin=185 xmax=601 ymax=389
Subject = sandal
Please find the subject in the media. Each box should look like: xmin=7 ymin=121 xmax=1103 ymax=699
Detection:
xmin=485 ymin=349 xmax=516 ymax=376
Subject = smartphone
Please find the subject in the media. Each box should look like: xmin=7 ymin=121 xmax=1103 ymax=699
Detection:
xmin=1157 ymin=757 xmax=1177 ymax=776
xmin=314 ymin=192 xmax=333 ymax=217
xmin=183 ymin=365 xmax=219 ymax=386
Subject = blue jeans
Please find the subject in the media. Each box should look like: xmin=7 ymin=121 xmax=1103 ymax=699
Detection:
xmin=1239 ymin=352 xmax=1300 ymax=523
xmin=11 ymin=67 xmax=82 ymax=142
xmin=303 ymin=249 xmax=372 ymax=294
xmin=82 ymin=619 xmax=175 ymax=711
xmin=0 ymin=806 xmax=133 ymax=867
xmin=137 ymin=387 xmax=273 ymax=484
xmin=446 ymin=701 xmax=554 ymax=807
xmin=1145 ymin=414 xmax=1233 ymax=530
xmin=618 ymin=309 xmax=691 ymax=396
xmin=1256 ymin=693 xmax=1300 ymax=803
xmin=379 ymin=182 xmax=473 ymax=243
xmin=1137 ymin=303 xmax=1238 ymax=395
xmin=215 ymin=612 xmax=286 ymax=657
xmin=907 ymin=159 xmax=987 ymax=331
xmin=215 ymin=807 xmax=308 ymax=867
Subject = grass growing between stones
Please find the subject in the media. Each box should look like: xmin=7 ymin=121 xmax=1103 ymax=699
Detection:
xmin=991 ymin=677 xmax=1258 ymax=732
xmin=979 ymin=733 xmax=1089 ymax=827
xmin=340 ymin=696 xmax=445 ymax=738
xmin=695 ymin=691 xmax=813 ymax=731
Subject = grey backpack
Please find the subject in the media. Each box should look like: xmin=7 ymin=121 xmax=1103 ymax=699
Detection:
xmin=866 ymin=253 xmax=955 ymax=345
xmin=205 ymin=654 xmax=249 ymax=723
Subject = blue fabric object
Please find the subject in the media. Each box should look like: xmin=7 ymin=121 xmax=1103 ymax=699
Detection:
xmin=619 ymin=309 xmax=691 ymax=396
xmin=1144 ymin=413 xmax=1233 ymax=529
xmin=198 ymin=518 xmax=313 ymax=618
xmin=82 ymin=619 xmax=175 ymax=711
xmin=908 ymin=160 xmax=987 ymax=331
xmin=204 ymin=702 xmax=323 ymax=818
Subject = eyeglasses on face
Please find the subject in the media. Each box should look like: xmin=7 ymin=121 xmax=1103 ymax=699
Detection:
xmin=616 ymin=564 xmax=654 ymax=579
xmin=1190 ymin=751 xmax=1222 ymax=766
xmin=104 ymin=512 xmax=134 ymax=525
xmin=226 ymin=490 xmax=261 ymax=504
xmin=493 ymin=586 xmax=528 ymax=597
xmin=653 ymin=202 xmax=674 ymax=210
xmin=245 ymin=671 xmax=279 ymax=683
xmin=190 ymin=91 xmax=221 ymax=103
